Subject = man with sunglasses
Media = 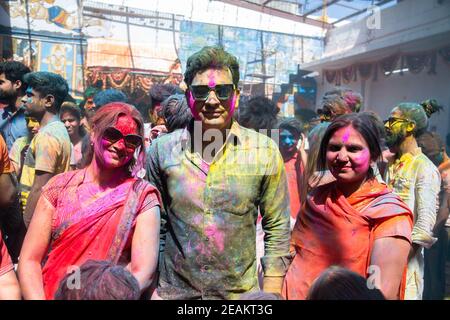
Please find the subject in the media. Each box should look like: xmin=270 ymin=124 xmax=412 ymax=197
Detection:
xmin=20 ymin=72 xmax=71 ymax=227
xmin=384 ymin=102 xmax=440 ymax=300
xmin=147 ymin=46 xmax=290 ymax=300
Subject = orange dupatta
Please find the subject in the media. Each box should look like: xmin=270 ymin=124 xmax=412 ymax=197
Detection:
xmin=282 ymin=179 xmax=413 ymax=300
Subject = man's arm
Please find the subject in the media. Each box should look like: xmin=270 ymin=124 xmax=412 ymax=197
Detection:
xmin=23 ymin=171 xmax=54 ymax=227
xmin=411 ymin=162 xmax=441 ymax=251
xmin=0 ymin=173 xmax=16 ymax=208
xmin=259 ymin=142 xmax=291 ymax=294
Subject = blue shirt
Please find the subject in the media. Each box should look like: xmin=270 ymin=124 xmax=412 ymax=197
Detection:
xmin=0 ymin=105 xmax=28 ymax=150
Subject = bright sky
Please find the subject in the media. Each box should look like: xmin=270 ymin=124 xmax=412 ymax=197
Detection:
xmin=94 ymin=0 xmax=326 ymax=38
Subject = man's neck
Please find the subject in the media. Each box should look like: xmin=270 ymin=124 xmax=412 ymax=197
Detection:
xmin=39 ymin=112 xmax=58 ymax=128
xmin=398 ymin=135 xmax=418 ymax=158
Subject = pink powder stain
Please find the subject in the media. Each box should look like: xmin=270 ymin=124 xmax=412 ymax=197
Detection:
xmin=188 ymin=91 xmax=201 ymax=120
xmin=192 ymin=214 xmax=202 ymax=226
xmin=226 ymin=93 xmax=237 ymax=121
xmin=208 ymin=71 xmax=216 ymax=88
xmin=353 ymin=148 xmax=371 ymax=174
xmin=204 ymin=224 xmax=225 ymax=252
xmin=342 ymin=127 xmax=351 ymax=143
xmin=116 ymin=115 xmax=138 ymax=135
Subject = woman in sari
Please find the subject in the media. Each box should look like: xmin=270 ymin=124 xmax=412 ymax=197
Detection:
xmin=282 ymin=113 xmax=413 ymax=300
xmin=18 ymin=102 xmax=161 ymax=300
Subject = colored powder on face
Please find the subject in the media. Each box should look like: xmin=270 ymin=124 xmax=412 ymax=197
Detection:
xmin=342 ymin=127 xmax=351 ymax=143
xmin=116 ymin=115 xmax=138 ymax=136
xmin=225 ymin=93 xmax=237 ymax=122
xmin=188 ymin=91 xmax=201 ymax=120
xmin=354 ymin=148 xmax=371 ymax=173
xmin=208 ymin=71 xmax=216 ymax=88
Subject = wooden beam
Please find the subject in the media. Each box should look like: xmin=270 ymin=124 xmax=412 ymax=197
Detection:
xmin=213 ymin=0 xmax=333 ymax=29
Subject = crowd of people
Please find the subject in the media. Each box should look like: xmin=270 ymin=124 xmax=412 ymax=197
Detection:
xmin=0 ymin=45 xmax=448 ymax=300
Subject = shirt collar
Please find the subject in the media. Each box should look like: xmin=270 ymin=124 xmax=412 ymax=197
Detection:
xmin=398 ymin=147 xmax=422 ymax=163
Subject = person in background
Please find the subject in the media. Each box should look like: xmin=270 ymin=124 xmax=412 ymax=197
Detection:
xmin=9 ymin=116 xmax=39 ymax=179
xmin=278 ymin=118 xmax=304 ymax=230
xmin=384 ymin=102 xmax=441 ymax=300
xmin=0 ymin=134 xmax=20 ymax=300
xmin=59 ymin=102 xmax=89 ymax=170
xmin=283 ymin=113 xmax=413 ymax=300
xmin=19 ymin=71 xmax=71 ymax=227
xmin=317 ymin=87 xmax=363 ymax=123
xmin=237 ymin=96 xmax=279 ymax=137
xmin=0 ymin=61 xmax=31 ymax=150
xmin=54 ymin=259 xmax=141 ymax=300
xmin=418 ymin=130 xmax=450 ymax=300
xmin=306 ymin=266 xmax=385 ymax=300
xmin=93 ymin=88 xmax=128 ymax=111
xmin=144 ymin=84 xmax=183 ymax=146
xmin=160 ymin=94 xmax=193 ymax=133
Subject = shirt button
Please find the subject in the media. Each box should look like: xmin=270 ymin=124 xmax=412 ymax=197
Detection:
xmin=205 ymin=237 xmax=209 ymax=242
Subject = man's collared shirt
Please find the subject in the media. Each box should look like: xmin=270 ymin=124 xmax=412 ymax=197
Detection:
xmin=0 ymin=105 xmax=27 ymax=150
xmin=386 ymin=147 xmax=441 ymax=248
xmin=147 ymin=120 xmax=291 ymax=300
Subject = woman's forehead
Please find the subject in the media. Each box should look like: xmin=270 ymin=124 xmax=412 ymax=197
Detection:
xmin=115 ymin=115 xmax=138 ymax=135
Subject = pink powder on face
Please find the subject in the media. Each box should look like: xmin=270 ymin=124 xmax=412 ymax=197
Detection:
xmin=353 ymin=148 xmax=371 ymax=174
xmin=116 ymin=115 xmax=138 ymax=136
xmin=188 ymin=91 xmax=201 ymax=120
xmin=208 ymin=70 xmax=216 ymax=88
xmin=225 ymin=93 xmax=237 ymax=122
xmin=342 ymin=127 xmax=351 ymax=143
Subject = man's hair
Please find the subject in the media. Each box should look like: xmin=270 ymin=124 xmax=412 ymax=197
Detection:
xmin=149 ymin=84 xmax=184 ymax=110
xmin=184 ymin=46 xmax=240 ymax=87
xmin=307 ymin=266 xmax=385 ymax=300
xmin=23 ymin=71 xmax=68 ymax=112
xmin=161 ymin=94 xmax=193 ymax=132
xmin=278 ymin=117 xmax=303 ymax=140
xmin=318 ymin=87 xmax=363 ymax=121
xmin=93 ymin=89 xmax=128 ymax=110
xmin=55 ymin=260 xmax=140 ymax=300
xmin=0 ymin=61 xmax=31 ymax=93
xmin=237 ymin=96 xmax=278 ymax=131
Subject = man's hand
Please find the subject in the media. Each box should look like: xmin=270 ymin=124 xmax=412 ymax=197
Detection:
xmin=263 ymin=276 xmax=284 ymax=295
xmin=408 ymin=243 xmax=421 ymax=261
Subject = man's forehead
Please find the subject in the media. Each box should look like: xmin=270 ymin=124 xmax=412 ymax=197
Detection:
xmin=193 ymin=67 xmax=233 ymax=82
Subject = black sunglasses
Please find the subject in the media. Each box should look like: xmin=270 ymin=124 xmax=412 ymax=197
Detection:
xmin=189 ymin=84 xmax=235 ymax=101
xmin=102 ymin=127 xmax=142 ymax=150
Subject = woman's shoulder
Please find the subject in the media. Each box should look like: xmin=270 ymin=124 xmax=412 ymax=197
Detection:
xmin=44 ymin=169 xmax=84 ymax=190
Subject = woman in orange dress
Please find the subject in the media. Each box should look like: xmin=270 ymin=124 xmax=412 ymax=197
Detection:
xmin=282 ymin=113 xmax=413 ymax=300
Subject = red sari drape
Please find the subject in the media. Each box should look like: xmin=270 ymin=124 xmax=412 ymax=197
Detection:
xmin=282 ymin=179 xmax=413 ymax=300
xmin=40 ymin=170 xmax=160 ymax=299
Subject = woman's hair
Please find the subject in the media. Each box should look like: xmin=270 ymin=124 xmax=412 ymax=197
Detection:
xmin=54 ymin=260 xmax=140 ymax=300
xmin=84 ymin=102 xmax=145 ymax=177
xmin=307 ymin=266 xmax=385 ymax=300
xmin=60 ymin=101 xmax=87 ymax=137
xmin=300 ymin=122 xmax=330 ymax=205
xmin=316 ymin=112 xmax=382 ymax=184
